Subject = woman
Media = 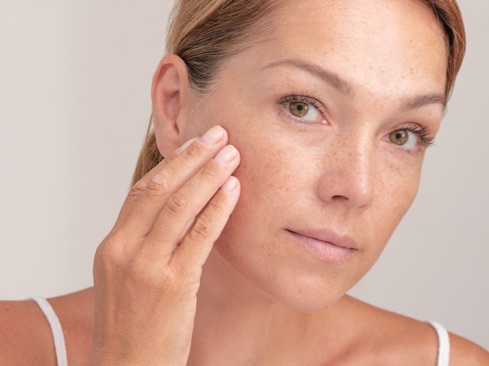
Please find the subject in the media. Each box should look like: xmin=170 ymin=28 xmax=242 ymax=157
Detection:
xmin=1 ymin=0 xmax=488 ymax=364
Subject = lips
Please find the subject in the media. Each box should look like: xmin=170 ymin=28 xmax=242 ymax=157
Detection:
xmin=285 ymin=228 xmax=358 ymax=263
xmin=286 ymin=228 xmax=358 ymax=250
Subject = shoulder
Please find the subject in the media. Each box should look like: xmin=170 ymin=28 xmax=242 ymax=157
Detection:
xmin=0 ymin=297 xmax=55 ymax=364
xmin=47 ymin=288 xmax=95 ymax=366
xmin=336 ymin=296 xmax=489 ymax=365
xmin=0 ymin=288 xmax=94 ymax=366
xmin=450 ymin=332 xmax=489 ymax=365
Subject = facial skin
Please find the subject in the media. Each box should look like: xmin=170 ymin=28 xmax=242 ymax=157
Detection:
xmin=153 ymin=0 xmax=448 ymax=313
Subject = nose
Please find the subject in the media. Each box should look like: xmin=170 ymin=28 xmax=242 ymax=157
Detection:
xmin=316 ymin=136 xmax=375 ymax=209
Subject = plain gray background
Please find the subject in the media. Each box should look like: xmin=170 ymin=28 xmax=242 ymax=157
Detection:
xmin=1 ymin=0 xmax=488 ymax=349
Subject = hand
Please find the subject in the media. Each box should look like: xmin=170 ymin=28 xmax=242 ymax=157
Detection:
xmin=90 ymin=126 xmax=240 ymax=366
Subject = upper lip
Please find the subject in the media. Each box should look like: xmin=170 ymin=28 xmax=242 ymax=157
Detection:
xmin=286 ymin=228 xmax=358 ymax=250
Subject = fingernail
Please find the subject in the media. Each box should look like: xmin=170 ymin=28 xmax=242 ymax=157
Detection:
xmin=221 ymin=176 xmax=238 ymax=192
xmin=200 ymin=125 xmax=224 ymax=146
xmin=175 ymin=137 xmax=198 ymax=155
xmin=214 ymin=145 xmax=237 ymax=164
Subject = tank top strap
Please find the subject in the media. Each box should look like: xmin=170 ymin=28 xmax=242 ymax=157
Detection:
xmin=30 ymin=296 xmax=68 ymax=366
xmin=427 ymin=321 xmax=450 ymax=366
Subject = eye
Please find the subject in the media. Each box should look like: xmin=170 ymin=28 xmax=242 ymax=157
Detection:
xmin=280 ymin=95 xmax=325 ymax=124
xmin=389 ymin=126 xmax=434 ymax=150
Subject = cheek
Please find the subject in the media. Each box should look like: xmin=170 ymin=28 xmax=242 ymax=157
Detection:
xmin=232 ymin=131 xmax=292 ymax=216
xmin=386 ymin=158 xmax=422 ymax=212
xmin=212 ymin=138 xmax=282 ymax=264
xmin=214 ymin=119 xmax=308 ymax=251
xmin=395 ymin=176 xmax=420 ymax=220
xmin=373 ymin=164 xmax=421 ymax=242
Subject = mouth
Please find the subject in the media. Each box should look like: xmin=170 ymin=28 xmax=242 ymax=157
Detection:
xmin=285 ymin=228 xmax=358 ymax=264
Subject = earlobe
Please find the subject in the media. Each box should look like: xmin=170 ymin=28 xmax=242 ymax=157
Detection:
xmin=151 ymin=54 xmax=191 ymax=158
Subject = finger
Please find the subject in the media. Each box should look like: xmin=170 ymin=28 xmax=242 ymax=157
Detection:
xmin=116 ymin=126 xmax=227 ymax=236
xmin=141 ymin=144 xmax=240 ymax=260
xmin=171 ymin=175 xmax=240 ymax=271
xmin=114 ymin=138 xmax=196 ymax=230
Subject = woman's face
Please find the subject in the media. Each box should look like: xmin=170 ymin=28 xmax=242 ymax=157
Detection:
xmin=180 ymin=0 xmax=447 ymax=311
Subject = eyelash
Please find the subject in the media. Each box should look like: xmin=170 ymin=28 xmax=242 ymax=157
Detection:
xmin=278 ymin=94 xmax=326 ymax=116
xmin=396 ymin=124 xmax=435 ymax=147
xmin=278 ymin=93 xmax=435 ymax=148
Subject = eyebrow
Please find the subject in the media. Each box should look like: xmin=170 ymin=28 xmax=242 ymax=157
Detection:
xmin=263 ymin=58 xmax=447 ymax=111
xmin=402 ymin=93 xmax=447 ymax=111
xmin=265 ymin=59 xmax=355 ymax=97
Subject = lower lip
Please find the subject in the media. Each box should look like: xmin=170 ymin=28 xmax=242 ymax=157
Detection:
xmin=285 ymin=230 xmax=356 ymax=264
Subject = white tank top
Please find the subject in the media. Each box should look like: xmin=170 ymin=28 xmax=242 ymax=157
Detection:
xmin=31 ymin=297 xmax=68 ymax=366
xmin=31 ymin=297 xmax=450 ymax=366
xmin=428 ymin=321 xmax=451 ymax=366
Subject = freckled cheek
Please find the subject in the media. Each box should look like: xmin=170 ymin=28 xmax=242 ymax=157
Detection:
xmin=379 ymin=168 xmax=421 ymax=229
xmin=215 ymin=137 xmax=294 ymax=253
xmin=237 ymin=147 xmax=287 ymax=201
xmin=224 ymin=158 xmax=297 ymax=249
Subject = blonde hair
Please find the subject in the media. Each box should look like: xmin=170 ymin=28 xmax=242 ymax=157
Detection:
xmin=132 ymin=0 xmax=466 ymax=185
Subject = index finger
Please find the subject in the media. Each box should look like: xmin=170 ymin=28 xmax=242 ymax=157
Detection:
xmin=113 ymin=126 xmax=228 ymax=233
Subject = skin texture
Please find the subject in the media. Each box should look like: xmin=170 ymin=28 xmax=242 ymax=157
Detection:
xmin=1 ymin=0 xmax=489 ymax=365
xmin=162 ymin=0 xmax=446 ymax=312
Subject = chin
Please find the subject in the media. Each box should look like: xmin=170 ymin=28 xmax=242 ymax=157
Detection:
xmin=230 ymin=258 xmax=355 ymax=313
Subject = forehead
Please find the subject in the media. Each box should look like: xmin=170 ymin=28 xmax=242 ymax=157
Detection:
xmin=221 ymin=0 xmax=448 ymax=103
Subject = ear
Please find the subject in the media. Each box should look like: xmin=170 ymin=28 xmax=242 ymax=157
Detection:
xmin=151 ymin=54 xmax=194 ymax=158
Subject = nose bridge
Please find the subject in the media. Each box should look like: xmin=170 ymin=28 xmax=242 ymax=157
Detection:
xmin=317 ymin=130 xmax=375 ymax=208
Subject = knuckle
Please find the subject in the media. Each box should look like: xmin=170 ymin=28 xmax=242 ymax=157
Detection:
xmin=146 ymin=169 xmax=172 ymax=195
xmin=95 ymin=236 xmax=126 ymax=270
xmin=95 ymin=234 xmax=196 ymax=293
xmin=166 ymin=192 xmax=192 ymax=216
xmin=206 ymin=196 xmax=228 ymax=213
xmin=131 ymin=254 xmax=180 ymax=289
xmin=127 ymin=179 xmax=147 ymax=199
xmin=183 ymin=141 xmax=202 ymax=160
xmin=189 ymin=213 xmax=213 ymax=243
xmin=199 ymin=163 xmax=220 ymax=180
